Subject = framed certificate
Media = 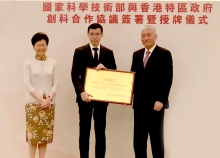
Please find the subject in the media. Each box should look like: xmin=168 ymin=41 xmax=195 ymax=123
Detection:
xmin=84 ymin=68 xmax=135 ymax=105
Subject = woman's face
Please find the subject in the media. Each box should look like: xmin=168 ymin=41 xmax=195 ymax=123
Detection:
xmin=33 ymin=39 xmax=48 ymax=56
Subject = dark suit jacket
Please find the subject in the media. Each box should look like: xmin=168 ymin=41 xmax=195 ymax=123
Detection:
xmin=71 ymin=43 xmax=117 ymax=103
xmin=131 ymin=45 xmax=173 ymax=109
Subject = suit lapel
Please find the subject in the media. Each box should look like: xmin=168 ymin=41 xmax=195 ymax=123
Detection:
xmin=85 ymin=44 xmax=94 ymax=62
xmin=99 ymin=45 xmax=105 ymax=62
xmin=147 ymin=45 xmax=158 ymax=62
xmin=138 ymin=48 xmax=145 ymax=69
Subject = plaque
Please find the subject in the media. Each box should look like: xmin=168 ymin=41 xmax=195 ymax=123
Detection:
xmin=84 ymin=68 xmax=135 ymax=105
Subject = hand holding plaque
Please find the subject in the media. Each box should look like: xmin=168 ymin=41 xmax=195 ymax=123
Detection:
xmin=80 ymin=91 xmax=93 ymax=102
xmin=96 ymin=63 xmax=107 ymax=71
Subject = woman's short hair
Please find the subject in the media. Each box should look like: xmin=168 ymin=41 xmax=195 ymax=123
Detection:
xmin=31 ymin=32 xmax=49 ymax=46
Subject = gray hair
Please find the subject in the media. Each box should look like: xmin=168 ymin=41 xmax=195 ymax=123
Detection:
xmin=141 ymin=25 xmax=156 ymax=34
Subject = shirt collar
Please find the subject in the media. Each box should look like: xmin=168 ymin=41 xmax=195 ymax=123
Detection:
xmin=35 ymin=54 xmax=47 ymax=61
xmin=145 ymin=43 xmax=156 ymax=54
xmin=89 ymin=43 xmax=100 ymax=50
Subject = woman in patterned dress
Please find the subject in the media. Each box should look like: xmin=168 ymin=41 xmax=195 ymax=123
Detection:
xmin=23 ymin=32 xmax=58 ymax=158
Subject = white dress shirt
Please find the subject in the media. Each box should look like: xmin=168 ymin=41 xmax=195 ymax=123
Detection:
xmin=143 ymin=44 xmax=156 ymax=61
xmin=89 ymin=43 xmax=100 ymax=59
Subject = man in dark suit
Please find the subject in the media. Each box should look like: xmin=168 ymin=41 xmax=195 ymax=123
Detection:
xmin=131 ymin=25 xmax=173 ymax=158
xmin=71 ymin=23 xmax=117 ymax=158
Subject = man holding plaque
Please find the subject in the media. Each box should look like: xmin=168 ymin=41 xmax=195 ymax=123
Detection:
xmin=71 ymin=23 xmax=117 ymax=158
xmin=131 ymin=25 xmax=173 ymax=158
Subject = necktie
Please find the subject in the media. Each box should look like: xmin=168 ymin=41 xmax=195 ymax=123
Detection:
xmin=143 ymin=51 xmax=150 ymax=68
xmin=93 ymin=47 xmax=98 ymax=65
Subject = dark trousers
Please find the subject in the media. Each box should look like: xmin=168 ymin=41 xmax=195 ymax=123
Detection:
xmin=78 ymin=101 xmax=108 ymax=158
xmin=133 ymin=108 xmax=165 ymax=158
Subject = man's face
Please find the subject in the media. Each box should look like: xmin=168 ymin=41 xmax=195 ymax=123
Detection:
xmin=88 ymin=28 xmax=103 ymax=47
xmin=141 ymin=28 xmax=157 ymax=50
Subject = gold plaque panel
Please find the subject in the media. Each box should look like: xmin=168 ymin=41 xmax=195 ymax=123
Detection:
xmin=84 ymin=68 xmax=135 ymax=105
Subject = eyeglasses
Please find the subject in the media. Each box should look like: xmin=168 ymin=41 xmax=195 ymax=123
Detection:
xmin=35 ymin=44 xmax=47 ymax=47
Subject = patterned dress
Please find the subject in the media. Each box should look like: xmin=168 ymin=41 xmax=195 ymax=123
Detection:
xmin=25 ymin=103 xmax=55 ymax=144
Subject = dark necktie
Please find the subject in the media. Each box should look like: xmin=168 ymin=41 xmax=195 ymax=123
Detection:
xmin=143 ymin=51 xmax=151 ymax=68
xmin=93 ymin=47 xmax=98 ymax=65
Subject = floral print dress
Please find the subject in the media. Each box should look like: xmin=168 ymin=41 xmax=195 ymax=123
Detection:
xmin=25 ymin=103 xmax=55 ymax=144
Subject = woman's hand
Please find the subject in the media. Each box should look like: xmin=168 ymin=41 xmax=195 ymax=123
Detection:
xmin=39 ymin=99 xmax=50 ymax=109
xmin=46 ymin=97 xmax=52 ymax=103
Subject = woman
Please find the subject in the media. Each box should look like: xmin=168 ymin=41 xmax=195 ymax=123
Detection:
xmin=23 ymin=32 xmax=58 ymax=158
